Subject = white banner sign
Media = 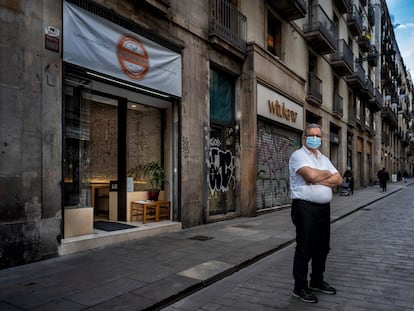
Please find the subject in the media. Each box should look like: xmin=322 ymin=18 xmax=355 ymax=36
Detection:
xmin=63 ymin=1 xmax=182 ymax=97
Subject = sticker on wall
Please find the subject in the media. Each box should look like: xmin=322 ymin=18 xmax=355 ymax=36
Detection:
xmin=45 ymin=25 xmax=60 ymax=53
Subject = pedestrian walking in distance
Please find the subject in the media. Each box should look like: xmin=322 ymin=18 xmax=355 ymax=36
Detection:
xmin=377 ymin=167 xmax=389 ymax=192
xmin=403 ymin=170 xmax=408 ymax=184
xmin=288 ymin=123 xmax=343 ymax=303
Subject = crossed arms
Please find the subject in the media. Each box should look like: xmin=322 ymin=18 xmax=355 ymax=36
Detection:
xmin=297 ymin=166 xmax=343 ymax=188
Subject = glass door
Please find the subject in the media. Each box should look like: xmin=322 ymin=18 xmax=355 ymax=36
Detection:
xmin=64 ymin=76 xmax=120 ymax=230
xmin=64 ymin=79 xmax=94 ymax=210
xmin=88 ymin=93 xmax=118 ymax=219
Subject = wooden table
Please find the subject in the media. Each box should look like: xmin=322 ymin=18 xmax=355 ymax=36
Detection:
xmin=130 ymin=200 xmax=170 ymax=223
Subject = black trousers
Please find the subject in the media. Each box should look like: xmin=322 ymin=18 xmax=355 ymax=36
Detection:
xmin=291 ymin=199 xmax=331 ymax=291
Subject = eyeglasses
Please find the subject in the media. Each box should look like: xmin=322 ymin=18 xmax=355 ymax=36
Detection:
xmin=305 ymin=135 xmax=322 ymax=138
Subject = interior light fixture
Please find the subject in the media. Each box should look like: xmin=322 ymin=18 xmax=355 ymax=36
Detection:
xmin=86 ymin=71 xmax=170 ymax=99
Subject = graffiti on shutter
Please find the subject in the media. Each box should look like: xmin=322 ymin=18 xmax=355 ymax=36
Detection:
xmin=256 ymin=119 xmax=300 ymax=209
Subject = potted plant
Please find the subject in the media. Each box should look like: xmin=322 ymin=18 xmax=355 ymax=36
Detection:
xmin=143 ymin=161 xmax=168 ymax=201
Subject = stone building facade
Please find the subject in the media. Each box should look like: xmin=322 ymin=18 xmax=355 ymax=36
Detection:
xmin=0 ymin=0 xmax=413 ymax=268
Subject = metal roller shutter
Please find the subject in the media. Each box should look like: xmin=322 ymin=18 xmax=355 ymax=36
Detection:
xmin=256 ymin=118 xmax=301 ymax=210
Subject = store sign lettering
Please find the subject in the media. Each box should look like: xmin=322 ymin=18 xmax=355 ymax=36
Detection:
xmin=267 ymin=100 xmax=298 ymax=123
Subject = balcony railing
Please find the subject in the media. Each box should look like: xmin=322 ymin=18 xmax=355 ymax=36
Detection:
xmin=381 ymin=107 xmax=398 ymax=129
xmin=402 ymin=132 xmax=411 ymax=146
xmin=330 ymin=39 xmax=354 ymax=76
xmin=345 ymin=61 xmax=365 ymax=89
xmin=357 ymin=33 xmax=370 ymax=52
xmin=368 ymin=5 xmax=375 ymax=26
xmin=333 ymin=93 xmax=343 ymax=118
xmin=303 ymin=4 xmax=337 ymax=54
xmin=367 ymin=45 xmax=378 ymax=67
xmin=403 ymin=109 xmax=411 ymax=123
xmin=361 ymin=76 xmax=374 ymax=100
xmin=382 ymin=131 xmax=390 ymax=145
xmin=209 ymin=0 xmax=247 ymax=55
xmin=306 ymin=72 xmax=323 ymax=107
xmin=368 ymin=88 xmax=382 ymax=112
xmin=347 ymin=5 xmax=363 ymax=36
xmin=267 ymin=0 xmax=307 ymax=21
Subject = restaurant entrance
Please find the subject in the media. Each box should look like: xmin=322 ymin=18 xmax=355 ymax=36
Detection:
xmin=63 ymin=72 xmax=172 ymax=238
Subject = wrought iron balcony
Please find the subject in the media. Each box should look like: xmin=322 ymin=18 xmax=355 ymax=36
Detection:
xmin=381 ymin=106 xmax=398 ymax=129
xmin=368 ymin=88 xmax=382 ymax=112
xmin=333 ymin=93 xmax=343 ymax=118
xmin=368 ymin=5 xmax=375 ymax=26
xmin=303 ymin=5 xmax=337 ymax=54
xmin=402 ymin=109 xmax=411 ymax=123
xmin=381 ymin=131 xmax=390 ymax=145
xmin=347 ymin=5 xmax=363 ymax=36
xmin=306 ymin=72 xmax=323 ymax=107
xmin=367 ymin=44 xmax=378 ymax=67
xmin=367 ymin=52 xmax=378 ymax=67
xmin=357 ymin=33 xmax=370 ymax=52
xmin=209 ymin=0 xmax=247 ymax=58
xmin=345 ymin=61 xmax=365 ymax=90
xmin=330 ymin=39 xmax=354 ymax=76
xmin=267 ymin=0 xmax=307 ymax=21
xmin=402 ymin=131 xmax=411 ymax=146
xmin=360 ymin=76 xmax=375 ymax=100
xmin=333 ymin=0 xmax=351 ymax=14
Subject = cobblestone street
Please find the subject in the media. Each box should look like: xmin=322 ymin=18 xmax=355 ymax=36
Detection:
xmin=166 ymin=185 xmax=414 ymax=310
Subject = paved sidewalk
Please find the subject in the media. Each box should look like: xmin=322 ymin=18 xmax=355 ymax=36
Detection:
xmin=0 ymin=181 xmax=409 ymax=311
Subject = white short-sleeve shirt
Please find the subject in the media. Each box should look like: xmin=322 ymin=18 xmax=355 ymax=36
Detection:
xmin=289 ymin=146 xmax=338 ymax=204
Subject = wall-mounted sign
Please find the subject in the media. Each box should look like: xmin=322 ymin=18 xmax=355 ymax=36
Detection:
xmin=63 ymin=1 xmax=182 ymax=97
xmin=45 ymin=26 xmax=60 ymax=53
xmin=257 ymin=84 xmax=303 ymax=131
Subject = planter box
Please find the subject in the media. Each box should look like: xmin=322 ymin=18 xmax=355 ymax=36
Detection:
xmin=64 ymin=207 xmax=94 ymax=238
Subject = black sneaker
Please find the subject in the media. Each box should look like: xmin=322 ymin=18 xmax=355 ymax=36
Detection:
xmin=309 ymin=281 xmax=336 ymax=295
xmin=292 ymin=288 xmax=318 ymax=303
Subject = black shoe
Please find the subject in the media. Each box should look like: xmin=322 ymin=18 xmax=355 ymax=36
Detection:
xmin=309 ymin=281 xmax=336 ymax=295
xmin=292 ymin=288 xmax=318 ymax=303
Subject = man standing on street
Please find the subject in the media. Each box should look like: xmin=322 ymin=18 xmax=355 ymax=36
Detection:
xmin=289 ymin=123 xmax=342 ymax=303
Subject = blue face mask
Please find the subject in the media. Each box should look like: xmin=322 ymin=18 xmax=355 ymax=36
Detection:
xmin=306 ymin=136 xmax=321 ymax=149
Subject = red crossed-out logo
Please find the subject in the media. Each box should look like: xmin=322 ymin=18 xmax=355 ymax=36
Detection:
xmin=116 ymin=34 xmax=149 ymax=80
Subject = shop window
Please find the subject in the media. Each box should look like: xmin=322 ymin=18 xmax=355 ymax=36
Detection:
xmin=267 ymin=11 xmax=282 ymax=57
xmin=64 ymin=73 xmax=167 ymax=224
xmin=64 ymin=80 xmax=94 ymax=208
